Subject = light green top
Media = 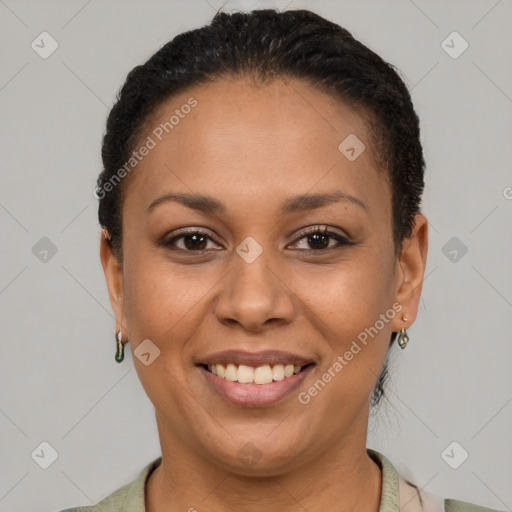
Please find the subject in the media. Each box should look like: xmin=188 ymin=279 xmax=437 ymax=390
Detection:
xmin=59 ymin=449 xmax=505 ymax=512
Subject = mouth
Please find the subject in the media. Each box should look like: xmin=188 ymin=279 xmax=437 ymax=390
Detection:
xmin=195 ymin=349 xmax=317 ymax=406
xmin=198 ymin=362 xmax=316 ymax=385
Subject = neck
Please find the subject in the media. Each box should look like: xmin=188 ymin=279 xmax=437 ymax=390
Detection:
xmin=146 ymin=414 xmax=382 ymax=512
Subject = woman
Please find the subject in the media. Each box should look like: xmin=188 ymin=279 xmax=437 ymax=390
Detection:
xmin=61 ymin=8 xmax=504 ymax=512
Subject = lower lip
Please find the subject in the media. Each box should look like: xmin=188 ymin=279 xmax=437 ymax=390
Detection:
xmin=198 ymin=365 xmax=315 ymax=407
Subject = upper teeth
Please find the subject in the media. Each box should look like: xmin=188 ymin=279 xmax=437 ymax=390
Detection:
xmin=207 ymin=363 xmax=303 ymax=384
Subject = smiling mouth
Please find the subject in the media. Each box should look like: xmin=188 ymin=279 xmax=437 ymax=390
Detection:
xmin=199 ymin=362 xmax=315 ymax=385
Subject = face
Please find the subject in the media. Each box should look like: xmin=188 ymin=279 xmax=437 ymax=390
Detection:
xmin=101 ymin=76 xmax=427 ymax=475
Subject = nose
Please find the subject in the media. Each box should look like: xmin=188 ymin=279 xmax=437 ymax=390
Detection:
xmin=213 ymin=250 xmax=296 ymax=333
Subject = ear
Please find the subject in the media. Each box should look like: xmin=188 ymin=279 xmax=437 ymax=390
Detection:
xmin=391 ymin=213 xmax=428 ymax=331
xmin=99 ymin=230 xmax=126 ymax=335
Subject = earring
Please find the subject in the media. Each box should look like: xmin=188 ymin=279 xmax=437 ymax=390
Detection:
xmin=397 ymin=328 xmax=409 ymax=349
xmin=115 ymin=331 xmax=125 ymax=363
xmin=397 ymin=314 xmax=409 ymax=349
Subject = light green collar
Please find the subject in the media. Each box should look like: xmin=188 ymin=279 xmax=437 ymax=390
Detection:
xmin=112 ymin=448 xmax=400 ymax=511
xmin=90 ymin=448 xmax=499 ymax=512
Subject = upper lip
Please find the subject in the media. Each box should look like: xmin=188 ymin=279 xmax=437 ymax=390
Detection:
xmin=197 ymin=350 xmax=316 ymax=367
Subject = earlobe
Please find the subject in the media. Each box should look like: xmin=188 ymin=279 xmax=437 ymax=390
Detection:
xmin=392 ymin=214 xmax=428 ymax=331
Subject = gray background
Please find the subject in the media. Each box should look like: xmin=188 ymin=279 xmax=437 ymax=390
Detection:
xmin=0 ymin=0 xmax=511 ymax=511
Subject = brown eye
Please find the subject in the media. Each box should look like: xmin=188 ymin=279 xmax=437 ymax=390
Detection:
xmin=180 ymin=233 xmax=208 ymax=250
xmin=290 ymin=226 xmax=354 ymax=251
xmin=162 ymin=229 xmax=221 ymax=252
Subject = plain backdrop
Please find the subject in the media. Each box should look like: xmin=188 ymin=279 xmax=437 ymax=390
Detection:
xmin=0 ymin=1 xmax=511 ymax=511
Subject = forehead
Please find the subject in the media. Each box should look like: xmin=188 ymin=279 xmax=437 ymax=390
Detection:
xmin=123 ymin=76 xmax=390 ymax=220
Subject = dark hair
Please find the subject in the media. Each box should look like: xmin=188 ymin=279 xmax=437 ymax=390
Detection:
xmin=97 ymin=8 xmax=425 ymax=408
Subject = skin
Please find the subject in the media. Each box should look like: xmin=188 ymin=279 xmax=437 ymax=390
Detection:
xmin=100 ymin=76 xmax=428 ymax=512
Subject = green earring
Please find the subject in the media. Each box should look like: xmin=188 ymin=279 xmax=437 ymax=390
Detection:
xmin=397 ymin=328 xmax=409 ymax=349
xmin=115 ymin=331 xmax=125 ymax=363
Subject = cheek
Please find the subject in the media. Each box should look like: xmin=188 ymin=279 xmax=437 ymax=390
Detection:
xmin=294 ymin=247 xmax=395 ymax=338
xmin=122 ymin=247 xmax=205 ymax=341
xmin=121 ymin=255 xmax=207 ymax=424
xmin=294 ymin=249 xmax=395 ymax=399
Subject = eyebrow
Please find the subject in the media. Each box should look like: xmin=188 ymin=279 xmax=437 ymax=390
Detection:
xmin=147 ymin=190 xmax=368 ymax=215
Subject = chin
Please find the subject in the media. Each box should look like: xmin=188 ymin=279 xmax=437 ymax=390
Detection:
xmin=202 ymin=435 xmax=308 ymax=477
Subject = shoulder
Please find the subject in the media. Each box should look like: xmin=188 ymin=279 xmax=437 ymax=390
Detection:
xmin=444 ymin=498 xmax=507 ymax=512
xmin=57 ymin=481 xmax=131 ymax=512
xmin=57 ymin=456 xmax=162 ymax=512
xmin=368 ymin=448 xmax=506 ymax=512
xmin=401 ymin=479 xmax=507 ymax=512
xmin=402 ymin=474 xmax=507 ymax=512
xmin=402 ymin=475 xmax=506 ymax=512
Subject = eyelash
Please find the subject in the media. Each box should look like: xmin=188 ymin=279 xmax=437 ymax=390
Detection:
xmin=161 ymin=225 xmax=355 ymax=254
